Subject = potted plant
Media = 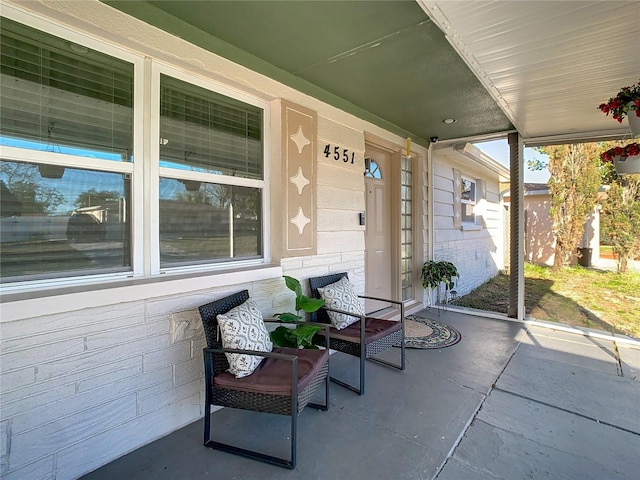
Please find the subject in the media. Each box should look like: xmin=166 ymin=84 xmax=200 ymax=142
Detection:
xmin=600 ymin=142 xmax=640 ymax=175
xmin=421 ymin=260 xmax=459 ymax=310
xmin=598 ymin=79 xmax=640 ymax=136
xmin=270 ymin=276 xmax=325 ymax=349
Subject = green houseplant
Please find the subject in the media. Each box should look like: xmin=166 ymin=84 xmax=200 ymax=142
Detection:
xmin=421 ymin=260 xmax=459 ymax=309
xmin=270 ymin=276 xmax=325 ymax=349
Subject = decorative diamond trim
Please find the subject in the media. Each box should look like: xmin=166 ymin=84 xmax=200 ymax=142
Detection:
xmin=290 ymin=125 xmax=311 ymax=154
xmin=290 ymin=166 xmax=310 ymax=195
xmin=290 ymin=207 xmax=311 ymax=235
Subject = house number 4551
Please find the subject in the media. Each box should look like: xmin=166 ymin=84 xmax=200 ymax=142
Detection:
xmin=323 ymin=144 xmax=355 ymax=164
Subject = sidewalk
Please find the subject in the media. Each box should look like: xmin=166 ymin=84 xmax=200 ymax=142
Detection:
xmin=592 ymin=255 xmax=640 ymax=273
xmin=439 ymin=323 xmax=639 ymax=479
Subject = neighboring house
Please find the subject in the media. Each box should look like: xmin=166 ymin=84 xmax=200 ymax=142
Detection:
xmin=503 ymin=183 xmax=600 ymax=267
xmin=432 ymin=144 xmax=510 ymax=300
xmin=0 ymin=4 xmax=508 ymax=479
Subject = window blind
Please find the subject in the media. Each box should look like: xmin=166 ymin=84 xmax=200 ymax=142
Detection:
xmin=0 ymin=17 xmax=134 ymax=160
xmin=159 ymin=75 xmax=263 ymax=180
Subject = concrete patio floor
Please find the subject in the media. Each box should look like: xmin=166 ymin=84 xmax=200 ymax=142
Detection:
xmin=81 ymin=309 xmax=640 ymax=480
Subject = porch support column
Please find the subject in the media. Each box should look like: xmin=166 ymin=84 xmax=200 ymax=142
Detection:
xmin=507 ymin=132 xmax=525 ymax=320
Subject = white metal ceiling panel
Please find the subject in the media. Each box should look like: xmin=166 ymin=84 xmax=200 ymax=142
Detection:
xmin=420 ymin=0 xmax=640 ymax=144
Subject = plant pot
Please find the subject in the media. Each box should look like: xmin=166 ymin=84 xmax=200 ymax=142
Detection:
xmin=628 ymin=109 xmax=640 ymax=137
xmin=614 ymin=154 xmax=640 ymax=175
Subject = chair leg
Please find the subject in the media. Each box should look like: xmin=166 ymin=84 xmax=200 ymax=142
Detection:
xmin=307 ymin=368 xmax=330 ymax=411
xmin=290 ymin=407 xmax=297 ymax=468
xmin=329 ymin=373 xmax=363 ymax=395
xmin=204 ymin=408 xmax=297 ymax=469
xmin=368 ymin=328 xmax=406 ymax=371
xmin=359 ymin=348 xmax=366 ymax=395
xmin=369 ymin=345 xmax=405 ymax=370
xmin=328 ymin=346 xmax=365 ymax=395
xmin=203 ymin=403 xmax=212 ymax=445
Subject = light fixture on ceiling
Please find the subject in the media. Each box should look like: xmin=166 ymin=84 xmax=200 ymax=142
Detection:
xmin=443 ymin=118 xmax=456 ymax=124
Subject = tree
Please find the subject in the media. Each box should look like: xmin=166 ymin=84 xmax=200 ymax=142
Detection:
xmin=0 ymin=162 xmax=64 ymax=214
xmin=74 ymin=189 xmax=121 ymax=209
xmin=533 ymin=143 xmax=601 ymax=269
xmin=600 ymin=175 xmax=640 ymax=273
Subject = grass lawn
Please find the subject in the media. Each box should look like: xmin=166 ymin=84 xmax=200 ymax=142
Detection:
xmin=452 ymin=263 xmax=640 ymax=338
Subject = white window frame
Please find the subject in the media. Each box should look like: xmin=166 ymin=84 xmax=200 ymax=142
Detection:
xmin=0 ymin=8 xmax=145 ymax=292
xmin=1 ymin=8 xmax=272 ymax=293
xmin=149 ymin=62 xmax=270 ymax=275
xmin=460 ymin=177 xmax=477 ymax=224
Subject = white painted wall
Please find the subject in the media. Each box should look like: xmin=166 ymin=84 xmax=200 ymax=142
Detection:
xmin=431 ymin=146 xmax=507 ymax=301
xmin=0 ymin=2 xmax=427 ymax=479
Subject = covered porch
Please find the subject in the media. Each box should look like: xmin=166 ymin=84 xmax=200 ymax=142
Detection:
xmin=81 ymin=310 xmax=640 ymax=479
xmin=2 ymin=2 xmax=639 ymax=479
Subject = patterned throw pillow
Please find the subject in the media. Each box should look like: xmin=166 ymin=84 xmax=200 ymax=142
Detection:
xmin=317 ymin=276 xmax=365 ymax=330
xmin=216 ymin=299 xmax=273 ymax=378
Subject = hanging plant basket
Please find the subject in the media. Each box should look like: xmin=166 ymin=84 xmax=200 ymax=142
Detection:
xmin=601 ymin=142 xmax=640 ymax=175
xmin=613 ymin=154 xmax=640 ymax=175
xmin=628 ymin=109 xmax=640 ymax=137
xmin=598 ymin=79 xmax=640 ymax=137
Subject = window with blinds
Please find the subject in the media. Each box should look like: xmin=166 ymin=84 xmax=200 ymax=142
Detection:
xmin=0 ymin=19 xmax=134 ymax=285
xmin=0 ymin=17 xmax=268 ymax=287
xmin=0 ymin=17 xmax=134 ymax=160
xmin=158 ymin=74 xmax=265 ymax=268
xmin=159 ymin=75 xmax=262 ymax=179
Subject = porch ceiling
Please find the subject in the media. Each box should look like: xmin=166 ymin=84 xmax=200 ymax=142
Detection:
xmin=104 ymin=0 xmax=640 ymax=147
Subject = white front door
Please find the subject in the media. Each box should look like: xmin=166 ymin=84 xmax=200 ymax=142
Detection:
xmin=364 ymin=147 xmax=392 ymax=312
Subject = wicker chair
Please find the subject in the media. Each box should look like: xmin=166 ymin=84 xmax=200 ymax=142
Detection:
xmin=308 ymin=273 xmax=405 ymax=395
xmin=198 ymin=290 xmax=329 ymax=469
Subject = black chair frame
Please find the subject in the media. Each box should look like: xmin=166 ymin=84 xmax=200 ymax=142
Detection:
xmin=200 ymin=290 xmax=330 ymax=469
xmin=309 ymin=273 xmax=405 ymax=395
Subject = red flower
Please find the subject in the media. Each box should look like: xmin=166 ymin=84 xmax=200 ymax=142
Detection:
xmin=597 ymin=79 xmax=640 ymax=121
xmin=600 ymin=142 xmax=640 ymax=164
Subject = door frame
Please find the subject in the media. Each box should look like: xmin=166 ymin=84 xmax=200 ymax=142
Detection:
xmin=363 ymin=134 xmax=404 ymax=304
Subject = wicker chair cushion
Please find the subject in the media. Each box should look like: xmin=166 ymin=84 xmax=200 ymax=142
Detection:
xmin=214 ymin=347 xmax=330 ymax=395
xmin=317 ymin=275 xmax=365 ymax=330
xmin=216 ymin=299 xmax=273 ymax=378
xmin=329 ymin=317 xmax=402 ymax=344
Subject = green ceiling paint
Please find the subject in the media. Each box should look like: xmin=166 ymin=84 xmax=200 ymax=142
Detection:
xmin=102 ymin=1 xmax=512 ymax=144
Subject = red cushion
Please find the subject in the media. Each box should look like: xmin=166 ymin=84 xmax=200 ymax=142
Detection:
xmin=214 ymin=347 xmax=328 ymax=395
xmin=329 ymin=317 xmax=401 ymax=344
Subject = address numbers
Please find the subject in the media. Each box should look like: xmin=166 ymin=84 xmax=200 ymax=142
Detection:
xmin=323 ymin=144 xmax=355 ymax=164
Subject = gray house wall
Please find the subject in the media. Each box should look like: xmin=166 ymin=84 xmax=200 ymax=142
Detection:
xmin=431 ymin=146 xmax=508 ymax=301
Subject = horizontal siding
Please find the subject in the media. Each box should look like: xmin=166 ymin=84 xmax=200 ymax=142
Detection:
xmin=431 ymin=147 xmax=506 ymax=301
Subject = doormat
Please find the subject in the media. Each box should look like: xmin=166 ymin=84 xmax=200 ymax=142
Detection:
xmin=404 ymin=315 xmax=462 ymax=349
